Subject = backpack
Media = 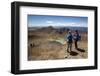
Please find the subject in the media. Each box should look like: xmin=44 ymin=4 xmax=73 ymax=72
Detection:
xmin=73 ymin=33 xmax=81 ymax=41
xmin=67 ymin=33 xmax=73 ymax=42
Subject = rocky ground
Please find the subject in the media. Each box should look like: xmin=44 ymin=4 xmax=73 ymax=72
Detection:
xmin=28 ymin=27 xmax=88 ymax=61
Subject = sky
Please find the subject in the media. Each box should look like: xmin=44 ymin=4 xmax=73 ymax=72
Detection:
xmin=28 ymin=15 xmax=88 ymax=27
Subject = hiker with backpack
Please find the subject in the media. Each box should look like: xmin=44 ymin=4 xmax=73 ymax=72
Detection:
xmin=73 ymin=30 xmax=81 ymax=49
xmin=65 ymin=30 xmax=73 ymax=53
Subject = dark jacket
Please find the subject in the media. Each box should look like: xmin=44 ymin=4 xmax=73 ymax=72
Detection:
xmin=65 ymin=32 xmax=73 ymax=43
xmin=73 ymin=33 xmax=81 ymax=41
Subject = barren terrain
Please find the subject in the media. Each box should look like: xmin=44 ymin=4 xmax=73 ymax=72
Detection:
xmin=28 ymin=26 xmax=88 ymax=60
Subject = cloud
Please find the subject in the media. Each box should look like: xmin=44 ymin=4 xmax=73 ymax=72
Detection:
xmin=46 ymin=20 xmax=53 ymax=24
xmin=45 ymin=22 xmax=78 ymax=27
xmin=60 ymin=22 xmax=76 ymax=26
xmin=49 ymin=22 xmax=76 ymax=26
xmin=49 ymin=22 xmax=87 ymax=27
xmin=29 ymin=22 xmax=87 ymax=27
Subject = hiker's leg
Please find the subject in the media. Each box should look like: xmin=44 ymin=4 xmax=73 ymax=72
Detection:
xmin=75 ymin=41 xmax=78 ymax=49
xmin=69 ymin=43 xmax=72 ymax=52
xmin=67 ymin=43 xmax=69 ymax=52
xmin=76 ymin=41 xmax=78 ymax=49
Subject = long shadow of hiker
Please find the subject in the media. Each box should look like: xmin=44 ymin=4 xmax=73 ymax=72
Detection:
xmin=76 ymin=48 xmax=85 ymax=52
xmin=70 ymin=51 xmax=78 ymax=56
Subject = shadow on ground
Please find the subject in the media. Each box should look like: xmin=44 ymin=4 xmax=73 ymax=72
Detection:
xmin=77 ymin=48 xmax=85 ymax=52
xmin=70 ymin=51 xmax=78 ymax=56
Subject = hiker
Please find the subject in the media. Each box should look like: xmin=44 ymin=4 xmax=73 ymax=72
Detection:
xmin=73 ymin=30 xmax=81 ymax=49
xmin=65 ymin=30 xmax=73 ymax=53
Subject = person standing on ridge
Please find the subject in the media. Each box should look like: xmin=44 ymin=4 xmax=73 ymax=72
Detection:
xmin=65 ymin=30 xmax=73 ymax=53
